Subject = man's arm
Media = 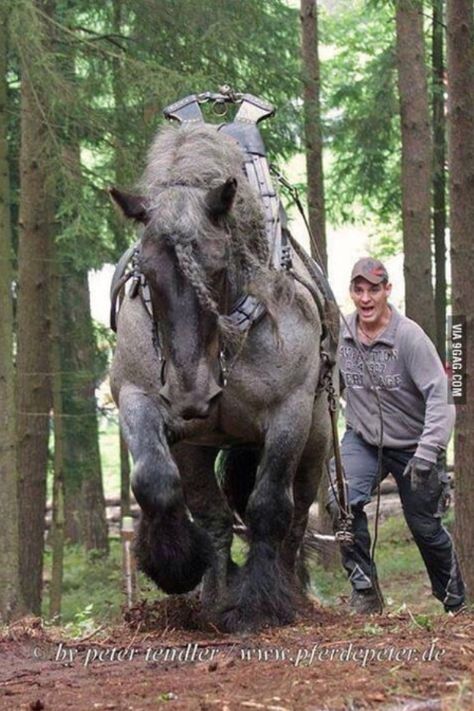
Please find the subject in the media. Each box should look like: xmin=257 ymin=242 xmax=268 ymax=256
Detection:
xmin=405 ymin=333 xmax=455 ymax=463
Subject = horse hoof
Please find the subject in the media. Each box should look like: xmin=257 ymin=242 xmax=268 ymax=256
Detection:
xmin=134 ymin=513 xmax=214 ymax=594
xmin=217 ymin=601 xmax=295 ymax=633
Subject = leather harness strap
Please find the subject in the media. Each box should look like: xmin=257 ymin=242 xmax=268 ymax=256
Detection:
xmin=109 ymin=88 xmax=352 ymax=542
xmin=110 ymin=90 xmax=336 ymax=366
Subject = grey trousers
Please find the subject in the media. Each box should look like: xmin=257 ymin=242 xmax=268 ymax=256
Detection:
xmin=328 ymin=429 xmax=465 ymax=610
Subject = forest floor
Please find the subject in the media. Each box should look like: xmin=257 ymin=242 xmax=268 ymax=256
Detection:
xmin=5 ymin=481 xmax=473 ymax=710
xmin=1 ymin=596 xmax=473 ymax=711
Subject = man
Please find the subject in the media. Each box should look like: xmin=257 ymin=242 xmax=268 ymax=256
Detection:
xmin=328 ymin=257 xmax=465 ymax=614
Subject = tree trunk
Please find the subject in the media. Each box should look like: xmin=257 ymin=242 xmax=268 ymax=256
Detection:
xmin=395 ymin=0 xmax=436 ymax=340
xmin=0 ymin=7 xmax=23 ymax=621
xmin=112 ymin=0 xmax=132 ymax=522
xmin=16 ymin=39 xmax=54 ymax=615
xmin=300 ymin=0 xmax=336 ymax=569
xmin=49 ymin=240 xmax=65 ymax=619
xmin=61 ymin=267 xmax=109 ymax=553
xmin=447 ymin=0 xmax=474 ymax=601
xmin=300 ymin=0 xmax=327 ymax=269
xmin=432 ymin=0 xmax=447 ymax=363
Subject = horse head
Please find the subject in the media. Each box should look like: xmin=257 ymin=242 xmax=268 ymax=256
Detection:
xmin=110 ymin=178 xmax=238 ymax=420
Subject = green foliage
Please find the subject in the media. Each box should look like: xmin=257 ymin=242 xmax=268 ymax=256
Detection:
xmin=321 ymin=0 xmax=401 ymax=230
xmin=98 ymin=416 xmax=121 ymax=498
xmin=93 ymin=319 xmax=115 ymax=381
xmin=47 ymin=511 xmax=445 ymax=626
xmin=362 ymin=622 xmax=384 ymax=635
xmin=308 ymin=509 xmax=441 ymax=614
xmin=9 ymin=0 xmax=303 ymax=272
xmin=409 ymin=613 xmax=433 ymax=631
xmin=43 ymin=541 xmax=123 ymax=625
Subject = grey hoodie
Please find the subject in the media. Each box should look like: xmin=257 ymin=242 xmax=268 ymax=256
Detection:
xmin=340 ymin=305 xmax=455 ymax=463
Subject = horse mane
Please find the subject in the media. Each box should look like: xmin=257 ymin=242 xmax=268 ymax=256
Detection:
xmin=139 ymin=125 xmax=302 ymax=344
xmin=141 ymin=124 xmax=268 ymax=257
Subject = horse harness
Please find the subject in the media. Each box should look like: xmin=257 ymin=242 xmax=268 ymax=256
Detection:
xmin=109 ymin=89 xmax=352 ymax=541
xmin=111 ymin=89 xmax=337 ymax=376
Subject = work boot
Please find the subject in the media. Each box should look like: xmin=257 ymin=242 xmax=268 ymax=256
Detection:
xmin=350 ymin=587 xmax=383 ymax=614
xmin=444 ymin=601 xmax=467 ymax=615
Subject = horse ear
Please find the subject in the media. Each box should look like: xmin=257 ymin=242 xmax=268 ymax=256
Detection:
xmin=109 ymin=187 xmax=149 ymax=223
xmin=206 ymin=177 xmax=237 ymax=218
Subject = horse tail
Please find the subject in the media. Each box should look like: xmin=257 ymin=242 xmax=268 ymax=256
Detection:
xmin=217 ymin=446 xmax=260 ymax=521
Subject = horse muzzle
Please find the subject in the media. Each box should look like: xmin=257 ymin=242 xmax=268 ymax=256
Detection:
xmin=159 ymin=377 xmax=222 ymax=420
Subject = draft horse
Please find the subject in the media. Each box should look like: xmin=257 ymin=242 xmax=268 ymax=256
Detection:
xmin=110 ymin=123 xmax=333 ymax=631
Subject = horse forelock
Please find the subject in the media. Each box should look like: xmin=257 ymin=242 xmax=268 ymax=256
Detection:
xmin=138 ymin=124 xmax=301 ymax=344
xmin=140 ymin=125 xmax=268 ymax=261
xmin=141 ymin=125 xmax=244 ymax=191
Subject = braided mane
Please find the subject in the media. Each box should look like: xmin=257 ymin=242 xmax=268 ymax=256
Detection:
xmin=139 ymin=124 xmax=296 ymax=343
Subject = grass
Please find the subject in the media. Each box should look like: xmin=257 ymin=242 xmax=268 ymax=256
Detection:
xmin=43 ymin=507 xmax=449 ymax=627
xmin=307 ymin=509 xmax=449 ymax=615
xmin=43 ymin=542 xmax=123 ymax=629
xmin=42 ymin=419 xmax=456 ymax=625
xmin=98 ymin=415 xmax=122 ymax=499
xmin=42 ymin=540 xmax=165 ymax=629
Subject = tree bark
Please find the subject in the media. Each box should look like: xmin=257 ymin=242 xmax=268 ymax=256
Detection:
xmin=112 ymin=0 xmax=132 ymax=522
xmin=16 ymin=32 xmax=55 ymax=614
xmin=0 ymin=6 xmax=23 ymax=621
xmin=49 ymin=240 xmax=65 ymax=619
xmin=53 ymin=37 xmax=108 ymax=550
xmin=395 ymin=0 xmax=436 ymax=340
xmin=300 ymin=0 xmax=327 ymax=268
xmin=300 ymin=0 xmax=336 ymax=569
xmin=447 ymin=0 xmax=474 ymax=601
xmin=61 ymin=267 xmax=109 ymax=553
xmin=432 ymin=0 xmax=447 ymax=363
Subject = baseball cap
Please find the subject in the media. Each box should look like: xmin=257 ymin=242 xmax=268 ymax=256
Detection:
xmin=350 ymin=257 xmax=389 ymax=285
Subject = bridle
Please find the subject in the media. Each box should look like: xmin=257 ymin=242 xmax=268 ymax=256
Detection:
xmin=109 ymin=87 xmax=353 ymax=549
xmin=131 ymin=235 xmax=258 ymax=390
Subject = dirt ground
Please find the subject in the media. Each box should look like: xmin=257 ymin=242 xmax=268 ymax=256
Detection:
xmin=1 ymin=599 xmax=472 ymax=711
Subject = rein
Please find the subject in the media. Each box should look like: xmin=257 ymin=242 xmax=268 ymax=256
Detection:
xmin=274 ymin=162 xmax=386 ymax=599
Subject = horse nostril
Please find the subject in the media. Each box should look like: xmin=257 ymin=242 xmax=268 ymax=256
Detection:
xmin=180 ymin=403 xmax=210 ymax=420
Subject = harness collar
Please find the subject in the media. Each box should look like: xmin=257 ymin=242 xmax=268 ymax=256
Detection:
xmin=110 ymin=89 xmax=338 ymax=389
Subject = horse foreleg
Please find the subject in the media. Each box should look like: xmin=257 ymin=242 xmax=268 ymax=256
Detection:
xmin=171 ymin=443 xmax=235 ymax=609
xmin=119 ymin=385 xmax=213 ymax=594
xmin=219 ymin=395 xmax=313 ymax=632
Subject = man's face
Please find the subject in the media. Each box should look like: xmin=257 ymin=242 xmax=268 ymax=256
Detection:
xmin=350 ymin=277 xmax=392 ymax=327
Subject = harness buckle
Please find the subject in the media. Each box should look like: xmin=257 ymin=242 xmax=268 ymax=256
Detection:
xmin=281 ymin=244 xmax=292 ymax=271
xmin=129 ymin=274 xmax=140 ymax=298
xmin=219 ymin=350 xmax=229 ymax=387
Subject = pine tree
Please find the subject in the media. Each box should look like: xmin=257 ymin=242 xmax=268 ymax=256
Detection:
xmin=447 ymin=0 xmax=474 ymax=601
xmin=0 ymin=2 xmax=23 ymax=621
xmin=300 ymin=0 xmax=327 ymax=267
xmin=432 ymin=0 xmax=447 ymax=362
xmin=395 ymin=0 xmax=435 ymax=339
xmin=14 ymin=0 xmax=56 ymax=613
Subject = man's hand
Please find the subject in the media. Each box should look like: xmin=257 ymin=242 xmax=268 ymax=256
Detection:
xmin=403 ymin=456 xmax=437 ymax=493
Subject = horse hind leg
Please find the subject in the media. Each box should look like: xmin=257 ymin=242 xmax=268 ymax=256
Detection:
xmin=119 ymin=385 xmax=213 ymax=594
xmin=218 ymin=446 xmax=259 ymax=522
xmin=171 ymin=443 xmax=235 ymax=611
xmin=281 ymin=455 xmax=325 ymax=591
xmin=281 ymin=399 xmax=332 ymax=592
